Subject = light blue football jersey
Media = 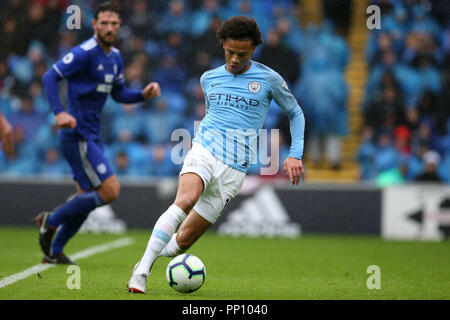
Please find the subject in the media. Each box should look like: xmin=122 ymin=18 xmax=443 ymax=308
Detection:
xmin=193 ymin=60 xmax=305 ymax=173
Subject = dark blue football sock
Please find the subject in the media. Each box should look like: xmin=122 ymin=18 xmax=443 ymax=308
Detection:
xmin=51 ymin=211 xmax=90 ymax=255
xmin=47 ymin=191 xmax=104 ymax=228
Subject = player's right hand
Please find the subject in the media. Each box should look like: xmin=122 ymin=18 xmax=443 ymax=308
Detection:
xmin=55 ymin=112 xmax=77 ymax=129
xmin=141 ymin=82 xmax=161 ymax=100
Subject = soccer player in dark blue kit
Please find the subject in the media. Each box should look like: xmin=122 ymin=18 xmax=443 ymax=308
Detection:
xmin=39 ymin=2 xmax=161 ymax=264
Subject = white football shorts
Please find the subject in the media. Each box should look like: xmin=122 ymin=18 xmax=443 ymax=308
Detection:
xmin=179 ymin=143 xmax=246 ymax=224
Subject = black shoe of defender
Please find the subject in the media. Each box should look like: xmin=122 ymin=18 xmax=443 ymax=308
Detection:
xmin=42 ymin=253 xmax=76 ymax=265
xmin=36 ymin=211 xmax=56 ymax=257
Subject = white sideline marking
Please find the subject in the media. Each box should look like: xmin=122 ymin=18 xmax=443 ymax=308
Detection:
xmin=0 ymin=237 xmax=134 ymax=288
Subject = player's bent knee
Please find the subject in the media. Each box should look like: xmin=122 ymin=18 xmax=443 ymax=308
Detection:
xmin=174 ymin=197 xmax=198 ymax=214
xmin=109 ymin=183 xmax=121 ymax=202
xmin=98 ymin=181 xmax=120 ymax=204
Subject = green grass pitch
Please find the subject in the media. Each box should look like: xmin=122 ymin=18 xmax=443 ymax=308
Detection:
xmin=0 ymin=227 xmax=449 ymax=300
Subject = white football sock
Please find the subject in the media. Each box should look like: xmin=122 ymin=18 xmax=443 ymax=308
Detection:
xmin=160 ymin=233 xmax=186 ymax=257
xmin=133 ymin=204 xmax=186 ymax=275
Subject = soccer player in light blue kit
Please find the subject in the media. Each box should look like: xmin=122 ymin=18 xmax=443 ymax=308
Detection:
xmin=38 ymin=2 xmax=161 ymax=264
xmin=128 ymin=16 xmax=305 ymax=293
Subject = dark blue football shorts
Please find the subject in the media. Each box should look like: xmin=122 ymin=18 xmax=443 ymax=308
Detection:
xmin=59 ymin=134 xmax=114 ymax=191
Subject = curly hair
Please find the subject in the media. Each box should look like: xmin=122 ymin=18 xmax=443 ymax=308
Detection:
xmin=216 ymin=16 xmax=263 ymax=47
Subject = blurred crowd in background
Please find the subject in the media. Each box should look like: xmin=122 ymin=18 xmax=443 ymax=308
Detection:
xmin=0 ymin=0 xmax=448 ymax=184
xmin=359 ymin=0 xmax=450 ymax=184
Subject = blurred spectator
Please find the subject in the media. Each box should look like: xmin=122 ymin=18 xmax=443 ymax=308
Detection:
xmin=364 ymin=75 xmax=406 ymax=134
xmin=152 ymin=54 xmax=188 ymax=93
xmin=373 ymin=130 xmax=402 ymax=174
xmin=21 ymin=2 xmax=57 ymax=55
xmin=394 ymin=125 xmax=412 ymax=157
xmin=187 ymin=51 xmax=213 ymax=80
xmin=415 ymin=150 xmax=443 ymax=182
xmin=113 ymin=150 xmax=141 ymax=177
xmin=263 ymin=100 xmax=283 ymax=130
xmin=0 ymin=17 xmax=26 ymax=57
xmin=160 ymin=32 xmax=189 ymax=62
xmin=366 ymin=32 xmax=395 ymax=68
xmin=155 ymin=0 xmax=192 ymax=36
xmin=296 ymin=48 xmax=349 ymax=169
xmin=29 ymin=80 xmax=50 ymax=114
xmin=9 ymin=95 xmax=46 ymax=144
xmin=375 ymin=162 xmax=407 ymax=187
xmin=190 ymin=0 xmax=222 ymax=36
xmin=357 ymin=126 xmax=377 ymax=180
xmin=56 ymin=32 xmax=78 ymax=59
xmin=183 ymin=101 xmax=206 ymax=137
xmin=364 ymin=49 xmax=421 ymax=109
xmin=274 ymin=15 xmax=305 ymax=55
xmin=111 ymin=104 xmax=146 ymax=143
xmin=148 ymin=144 xmax=180 ymax=177
xmin=409 ymin=4 xmax=442 ymax=41
xmin=322 ymin=0 xmax=352 ymax=37
xmin=258 ymin=29 xmax=300 ymax=85
xmin=126 ymin=0 xmax=154 ymax=38
xmin=144 ymin=97 xmax=184 ymax=144
xmin=413 ymin=54 xmax=441 ymax=96
xmin=192 ymin=15 xmax=224 ymax=64
xmin=38 ymin=147 xmax=69 ymax=178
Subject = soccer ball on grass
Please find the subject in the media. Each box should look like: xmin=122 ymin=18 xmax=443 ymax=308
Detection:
xmin=166 ymin=254 xmax=206 ymax=293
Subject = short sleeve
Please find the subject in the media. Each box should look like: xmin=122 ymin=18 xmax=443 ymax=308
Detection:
xmin=53 ymin=46 xmax=88 ymax=79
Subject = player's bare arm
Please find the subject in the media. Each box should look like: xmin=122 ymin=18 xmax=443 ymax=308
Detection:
xmin=141 ymin=82 xmax=161 ymax=100
xmin=0 ymin=112 xmax=15 ymax=158
xmin=283 ymin=157 xmax=305 ymax=186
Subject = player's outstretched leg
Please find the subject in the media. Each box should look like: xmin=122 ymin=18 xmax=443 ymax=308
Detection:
xmin=128 ymin=173 xmax=205 ymax=294
xmin=42 ymin=212 xmax=90 ymax=265
xmin=127 ymin=204 xmax=187 ymax=294
xmin=36 ymin=194 xmax=78 ymax=259
xmin=37 ymin=211 xmax=57 ymax=258
xmin=37 ymin=191 xmax=104 ymax=262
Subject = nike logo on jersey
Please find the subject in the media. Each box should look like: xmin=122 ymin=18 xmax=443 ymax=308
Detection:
xmin=211 ymin=83 xmax=222 ymax=88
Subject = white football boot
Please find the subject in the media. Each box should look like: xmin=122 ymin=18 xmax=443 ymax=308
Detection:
xmin=127 ymin=262 xmax=148 ymax=294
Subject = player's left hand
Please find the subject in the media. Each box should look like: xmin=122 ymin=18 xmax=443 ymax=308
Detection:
xmin=283 ymin=157 xmax=305 ymax=186
xmin=141 ymin=82 xmax=161 ymax=100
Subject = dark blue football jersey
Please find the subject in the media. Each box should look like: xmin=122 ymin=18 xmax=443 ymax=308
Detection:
xmin=52 ymin=37 xmax=126 ymax=139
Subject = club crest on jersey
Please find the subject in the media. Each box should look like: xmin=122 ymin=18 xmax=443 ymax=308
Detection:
xmin=248 ymin=81 xmax=261 ymax=93
xmin=97 ymin=163 xmax=107 ymax=174
xmin=63 ymin=52 xmax=74 ymax=64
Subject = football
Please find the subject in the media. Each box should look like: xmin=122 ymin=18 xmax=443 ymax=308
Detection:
xmin=166 ymin=254 xmax=206 ymax=293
